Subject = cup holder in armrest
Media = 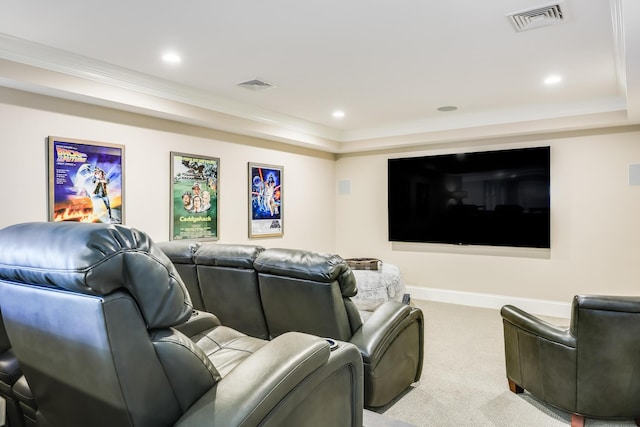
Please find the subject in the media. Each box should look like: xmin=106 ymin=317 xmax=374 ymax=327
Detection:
xmin=325 ymin=338 xmax=339 ymax=351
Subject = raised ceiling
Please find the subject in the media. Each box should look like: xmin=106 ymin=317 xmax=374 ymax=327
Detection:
xmin=0 ymin=0 xmax=638 ymax=153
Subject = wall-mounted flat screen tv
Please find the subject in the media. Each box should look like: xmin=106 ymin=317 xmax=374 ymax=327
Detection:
xmin=388 ymin=147 xmax=550 ymax=248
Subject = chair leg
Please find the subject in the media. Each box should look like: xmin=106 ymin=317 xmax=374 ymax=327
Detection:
xmin=571 ymin=414 xmax=584 ymax=427
xmin=635 ymin=417 xmax=640 ymax=426
xmin=508 ymin=379 xmax=523 ymax=394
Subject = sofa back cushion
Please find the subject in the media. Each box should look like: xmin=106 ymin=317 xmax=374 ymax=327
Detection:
xmin=254 ymin=249 xmax=362 ymax=341
xmin=195 ymin=244 xmax=269 ymax=339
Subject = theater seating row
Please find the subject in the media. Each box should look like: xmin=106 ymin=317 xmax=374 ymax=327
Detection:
xmin=157 ymin=241 xmax=424 ymax=408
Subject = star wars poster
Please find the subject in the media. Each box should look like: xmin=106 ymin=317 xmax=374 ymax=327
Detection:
xmin=249 ymin=163 xmax=283 ymax=238
xmin=170 ymin=152 xmax=219 ymax=240
xmin=48 ymin=137 xmax=124 ymax=224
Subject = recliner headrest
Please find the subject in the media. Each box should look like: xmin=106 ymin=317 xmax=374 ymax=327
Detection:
xmin=194 ymin=244 xmax=265 ymax=269
xmin=0 ymin=222 xmax=193 ymax=328
xmin=254 ymin=248 xmax=357 ymax=297
xmin=155 ymin=241 xmax=202 ymax=264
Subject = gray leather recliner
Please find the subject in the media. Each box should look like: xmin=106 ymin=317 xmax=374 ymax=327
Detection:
xmin=501 ymin=295 xmax=640 ymax=427
xmin=0 ymin=222 xmax=364 ymax=427
xmin=253 ymin=248 xmax=424 ymax=408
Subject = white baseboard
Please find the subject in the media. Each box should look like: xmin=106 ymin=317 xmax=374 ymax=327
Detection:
xmin=406 ymin=285 xmax=571 ymax=319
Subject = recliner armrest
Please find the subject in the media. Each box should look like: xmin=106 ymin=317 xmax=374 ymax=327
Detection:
xmin=0 ymin=348 xmax=21 ymax=385
xmin=175 ymin=332 xmax=363 ymax=427
xmin=349 ymin=301 xmax=416 ymax=363
xmin=501 ymin=305 xmax=575 ymax=348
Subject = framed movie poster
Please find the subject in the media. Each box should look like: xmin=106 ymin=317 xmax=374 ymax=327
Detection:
xmin=249 ymin=162 xmax=283 ymax=238
xmin=170 ymin=152 xmax=219 ymax=240
xmin=48 ymin=136 xmax=124 ymax=224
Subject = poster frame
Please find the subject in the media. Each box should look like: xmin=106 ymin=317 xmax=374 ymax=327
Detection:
xmin=248 ymin=162 xmax=283 ymax=238
xmin=48 ymin=136 xmax=125 ymax=224
xmin=170 ymin=151 xmax=220 ymax=241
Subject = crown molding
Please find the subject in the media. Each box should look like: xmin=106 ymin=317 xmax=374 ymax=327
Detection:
xmin=0 ymin=33 xmax=342 ymax=143
xmin=0 ymin=14 xmax=637 ymax=155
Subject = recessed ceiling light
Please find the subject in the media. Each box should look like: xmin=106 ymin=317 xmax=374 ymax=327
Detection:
xmin=162 ymin=52 xmax=181 ymax=64
xmin=437 ymin=106 xmax=458 ymax=112
xmin=544 ymin=75 xmax=562 ymax=85
xmin=333 ymin=110 xmax=345 ymax=119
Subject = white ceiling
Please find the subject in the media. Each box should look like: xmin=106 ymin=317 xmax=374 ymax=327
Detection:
xmin=0 ymin=0 xmax=638 ymax=153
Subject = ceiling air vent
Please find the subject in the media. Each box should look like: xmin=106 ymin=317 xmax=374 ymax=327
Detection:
xmin=507 ymin=2 xmax=566 ymax=32
xmin=236 ymin=78 xmax=276 ymax=91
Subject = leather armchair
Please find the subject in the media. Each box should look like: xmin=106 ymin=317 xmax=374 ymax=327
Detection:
xmin=0 ymin=222 xmax=364 ymax=427
xmin=253 ymin=248 xmax=424 ymax=408
xmin=501 ymin=295 xmax=640 ymax=427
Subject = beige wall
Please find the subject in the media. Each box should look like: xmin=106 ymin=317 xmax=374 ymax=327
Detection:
xmin=336 ymin=129 xmax=640 ymax=303
xmin=0 ymin=88 xmax=337 ymax=252
xmin=2 ymin=87 xmax=640 ymax=306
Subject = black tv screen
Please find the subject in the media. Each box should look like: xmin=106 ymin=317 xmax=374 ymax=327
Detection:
xmin=388 ymin=147 xmax=550 ymax=248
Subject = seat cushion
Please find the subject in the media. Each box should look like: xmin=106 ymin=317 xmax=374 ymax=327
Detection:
xmin=190 ymin=326 xmax=268 ymax=377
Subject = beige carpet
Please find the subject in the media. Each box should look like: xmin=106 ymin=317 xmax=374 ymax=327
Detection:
xmin=373 ymin=300 xmax=638 ymax=427
xmin=364 ymin=409 xmax=416 ymax=427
